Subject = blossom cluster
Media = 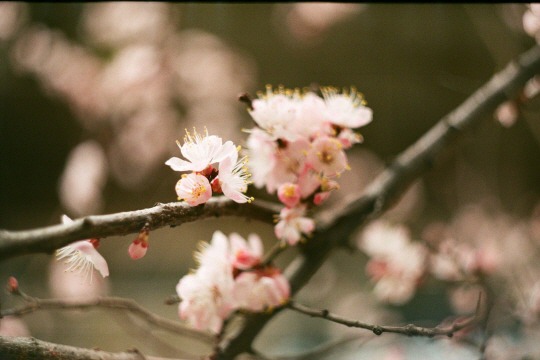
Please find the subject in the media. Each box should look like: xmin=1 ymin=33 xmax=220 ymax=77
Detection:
xmin=245 ymin=85 xmax=373 ymax=245
xmin=358 ymin=220 xmax=427 ymax=305
xmin=166 ymin=128 xmax=253 ymax=206
xmin=176 ymin=231 xmax=290 ymax=333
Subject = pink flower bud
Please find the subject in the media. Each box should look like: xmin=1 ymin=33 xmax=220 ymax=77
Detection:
xmin=277 ymin=183 xmax=301 ymax=208
xmin=6 ymin=276 xmax=19 ymax=294
xmin=128 ymin=228 xmax=149 ymax=260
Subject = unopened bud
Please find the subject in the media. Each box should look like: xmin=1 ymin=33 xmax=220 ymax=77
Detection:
xmin=7 ymin=276 xmax=19 ymax=294
xmin=128 ymin=227 xmax=149 ymax=260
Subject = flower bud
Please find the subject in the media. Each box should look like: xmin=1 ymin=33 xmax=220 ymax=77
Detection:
xmin=128 ymin=227 xmax=149 ymax=260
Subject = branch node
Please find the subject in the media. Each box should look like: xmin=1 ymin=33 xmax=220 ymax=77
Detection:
xmin=372 ymin=326 xmax=383 ymax=336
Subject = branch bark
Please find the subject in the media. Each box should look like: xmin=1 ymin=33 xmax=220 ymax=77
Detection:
xmin=216 ymin=45 xmax=540 ymax=359
xmin=0 ymin=336 xmax=187 ymax=360
xmin=0 ymin=197 xmax=281 ymax=261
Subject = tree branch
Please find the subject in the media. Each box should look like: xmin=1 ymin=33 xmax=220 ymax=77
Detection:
xmin=216 ymin=45 xmax=540 ymax=359
xmin=286 ymin=300 xmax=479 ymax=338
xmin=0 ymin=197 xmax=281 ymax=261
xmin=0 ymin=295 xmax=214 ymax=344
xmin=0 ymin=336 xmax=188 ymax=360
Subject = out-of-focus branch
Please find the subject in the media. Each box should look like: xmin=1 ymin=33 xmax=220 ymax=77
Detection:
xmin=0 ymin=197 xmax=281 ymax=261
xmin=0 ymin=295 xmax=214 ymax=344
xmin=216 ymin=45 xmax=540 ymax=359
xmin=0 ymin=336 xmax=188 ymax=360
xmin=286 ymin=300 xmax=479 ymax=338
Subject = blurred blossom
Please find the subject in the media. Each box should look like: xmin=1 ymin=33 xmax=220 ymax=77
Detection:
xmin=10 ymin=26 xmax=105 ymax=120
xmin=276 ymin=3 xmax=365 ymax=45
xmin=358 ymin=220 xmax=427 ymax=305
xmin=109 ymin=107 xmax=180 ymax=189
xmin=59 ymin=141 xmax=108 ymax=217
xmin=82 ymin=2 xmax=174 ymax=48
xmin=167 ymin=30 xmax=256 ymax=104
xmin=99 ymin=44 xmax=171 ymax=117
xmin=49 ymin=254 xmax=109 ymax=299
xmin=0 ymin=316 xmax=30 ymax=337
xmin=0 ymin=2 xmax=27 ymax=42
xmin=448 ymin=284 xmax=483 ymax=315
xmin=494 ymin=100 xmax=519 ymax=128
xmin=523 ymin=75 xmax=540 ymax=99
xmin=523 ymin=3 xmax=540 ymax=42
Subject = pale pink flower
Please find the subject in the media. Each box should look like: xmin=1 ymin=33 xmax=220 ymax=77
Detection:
xmin=246 ymin=128 xmax=277 ymax=189
xmin=359 ymin=221 xmax=427 ymax=305
xmin=249 ymin=88 xmax=301 ymax=141
xmin=306 ymin=136 xmax=349 ymax=177
xmin=289 ymin=92 xmax=327 ymax=138
xmin=165 ymin=128 xmax=236 ymax=172
xmin=337 ymin=128 xmax=363 ymax=148
xmin=234 ymin=268 xmax=290 ymax=311
xmin=56 ymin=215 xmax=109 ymax=282
xmin=229 ymin=232 xmax=263 ymax=270
xmin=275 ymin=205 xmax=316 ymax=245
xmin=175 ymin=173 xmax=212 ymax=206
xmin=322 ymin=86 xmax=373 ymax=129
xmin=217 ymin=152 xmax=253 ymax=204
xmin=523 ymin=4 xmax=540 ymax=41
xmin=312 ymin=178 xmax=339 ymax=205
xmin=176 ymin=267 xmax=235 ymax=333
xmin=277 ymin=182 xmax=301 ymax=208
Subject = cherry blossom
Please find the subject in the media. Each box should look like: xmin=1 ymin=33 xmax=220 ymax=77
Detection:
xmin=321 ymin=86 xmax=373 ymax=129
xmin=217 ymin=151 xmax=254 ymax=204
xmin=56 ymin=215 xmax=109 ymax=282
xmin=234 ymin=268 xmax=290 ymax=311
xmin=359 ymin=220 xmax=427 ymax=305
xmin=176 ymin=231 xmax=290 ymax=333
xmin=175 ymin=173 xmax=212 ymax=206
xmin=277 ymin=182 xmax=301 ymax=208
xmin=274 ymin=205 xmax=316 ymax=245
xmin=165 ymin=128 xmax=236 ymax=173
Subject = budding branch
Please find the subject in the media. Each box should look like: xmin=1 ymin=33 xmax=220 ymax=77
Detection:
xmin=1 ymin=45 xmax=539 ymax=360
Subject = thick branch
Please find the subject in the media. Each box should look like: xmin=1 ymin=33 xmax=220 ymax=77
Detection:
xmin=0 ymin=197 xmax=281 ymax=261
xmin=0 ymin=336 xmax=186 ymax=360
xmin=217 ymin=45 xmax=540 ymax=359
xmin=0 ymin=296 xmax=214 ymax=344
xmin=286 ymin=301 xmax=478 ymax=338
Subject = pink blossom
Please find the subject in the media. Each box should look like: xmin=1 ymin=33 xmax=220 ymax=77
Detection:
xmin=249 ymin=88 xmax=301 ymax=141
xmin=55 ymin=215 xmax=109 ymax=282
xmin=322 ymin=86 xmax=373 ymax=129
xmin=277 ymin=182 xmax=301 ymax=208
xmin=359 ymin=221 xmax=427 ymax=305
xmin=176 ymin=231 xmax=290 ymax=332
xmin=306 ymin=136 xmax=349 ymax=177
xmin=218 ymin=152 xmax=253 ymax=204
xmin=165 ymin=128 xmax=236 ymax=172
xmin=229 ymin=233 xmax=263 ymax=270
xmin=234 ymin=268 xmax=290 ymax=311
xmin=175 ymin=173 xmax=212 ymax=206
xmin=246 ymin=128 xmax=277 ymax=189
xmin=274 ymin=205 xmax=316 ymax=245
xmin=176 ymin=268 xmax=236 ymax=333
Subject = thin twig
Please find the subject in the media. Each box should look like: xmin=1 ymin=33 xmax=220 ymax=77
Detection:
xmin=286 ymin=300 xmax=480 ymax=338
xmin=0 ymin=295 xmax=214 ymax=344
xmin=0 ymin=197 xmax=281 ymax=261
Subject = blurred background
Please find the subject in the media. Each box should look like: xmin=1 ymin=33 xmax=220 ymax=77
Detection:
xmin=1 ymin=3 xmax=540 ymax=359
